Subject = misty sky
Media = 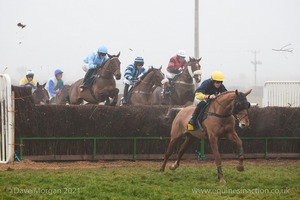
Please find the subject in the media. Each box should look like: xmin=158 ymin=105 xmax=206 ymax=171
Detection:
xmin=1 ymin=0 xmax=299 ymax=88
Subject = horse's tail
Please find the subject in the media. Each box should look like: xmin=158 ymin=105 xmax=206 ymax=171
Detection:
xmin=162 ymin=107 xmax=183 ymax=126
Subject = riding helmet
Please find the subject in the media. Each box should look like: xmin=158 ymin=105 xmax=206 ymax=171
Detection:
xmin=134 ymin=57 xmax=144 ymax=66
xmin=54 ymin=69 xmax=63 ymax=75
xmin=177 ymin=50 xmax=186 ymax=58
xmin=98 ymin=45 xmax=108 ymax=54
xmin=211 ymin=71 xmax=224 ymax=81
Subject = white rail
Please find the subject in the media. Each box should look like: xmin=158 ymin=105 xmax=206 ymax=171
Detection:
xmin=0 ymin=74 xmax=14 ymax=163
xmin=263 ymin=81 xmax=300 ymax=107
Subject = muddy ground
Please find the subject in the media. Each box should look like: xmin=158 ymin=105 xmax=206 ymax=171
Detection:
xmin=1 ymin=159 xmax=299 ymax=171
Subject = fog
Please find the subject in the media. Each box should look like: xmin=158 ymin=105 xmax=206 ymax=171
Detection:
xmin=1 ymin=0 xmax=299 ymax=88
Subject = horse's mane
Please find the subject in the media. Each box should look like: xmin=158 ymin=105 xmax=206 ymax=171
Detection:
xmin=215 ymin=90 xmax=235 ymax=99
xmin=139 ymin=67 xmax=153 ymax=80
xmin=97 ymin=54 xmax=120 ymax=70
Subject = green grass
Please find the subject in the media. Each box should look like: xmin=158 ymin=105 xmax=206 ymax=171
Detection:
xmin=0 ymin=160 xmax=299 ymax=200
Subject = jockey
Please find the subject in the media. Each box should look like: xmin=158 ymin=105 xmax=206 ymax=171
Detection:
xmin=187 ymin=71 xmax=228 ymax=131
xmin=80 ymin=45 xmax=109 ymax=92
xmin=46 ymin=69 xmax=64 ymax=102
xmin=164 ymin=50 xmax=188 ymax=98
xmin=19 ymin=69 xmax=37 ymax=90
xmin=122 ymin=57 xmax=147 ymax=105
xmin=166 ymin=50 xmax=188 ymax=81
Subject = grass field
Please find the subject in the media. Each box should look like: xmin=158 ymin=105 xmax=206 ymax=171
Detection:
xmin=0 ymin=159 xmax=299 ymax=200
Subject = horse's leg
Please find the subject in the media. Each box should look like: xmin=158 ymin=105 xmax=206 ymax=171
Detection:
xmin=208 ymin=134 xmax=226 ymax=183
xmin=160 ymin=137 xmax=181 ymax=172
xmin=227 ymin=131 xmax=244 ymax=172
xmin=110 ymin=88 xmax=119 ymax=106
xmin=170 ymin=134 xmax=196 ymax=171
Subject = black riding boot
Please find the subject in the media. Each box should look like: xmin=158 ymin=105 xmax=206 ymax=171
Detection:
xmin=187 ymin=101 xmax=207 ymax=131
xmin=80 ymin=69 xmax=95 ymax=91
xmin=122 ymin=84 xmax=130 ymax=105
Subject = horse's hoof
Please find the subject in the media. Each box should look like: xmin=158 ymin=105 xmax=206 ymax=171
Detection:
xmin=159 ymin=168 xmax=165 ymax=172
xmin=169 ymin=164 xmax=179 ymax=171
xmin=236 ymin=165 xmax=244 ymax=172
xmin=219 ymin=178 xmax=226 ymax=184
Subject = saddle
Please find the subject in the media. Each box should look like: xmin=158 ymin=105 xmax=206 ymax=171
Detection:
xmin=124 ymin=81 xmax=140 ymax=104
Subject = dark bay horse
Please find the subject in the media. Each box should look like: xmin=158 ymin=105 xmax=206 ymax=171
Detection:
xmin=69 ymin=53 xmax=121 ymax=105
xmin=32 ymin=82 xmax=49 ymax=104
xmin=160 ymin=57 xmax=202 ymax=105
xmin=160 ymin=90 xmax=252 ymax=183
xmin=50 ymin=84 xmax=70 ymax=105
xmin=124 ymin=66 xmax=167 ymax=105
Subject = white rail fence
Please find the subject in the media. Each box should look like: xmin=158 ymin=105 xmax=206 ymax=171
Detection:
xmin=263 ymin=81 xmax=300 ymax=107
xmin=0 ymin=74 xmax=14 ymax=163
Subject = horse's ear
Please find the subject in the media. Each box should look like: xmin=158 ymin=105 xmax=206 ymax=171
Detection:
xmin=43 ymin=82 xmax=47 ymax=87
xmin=159 ymin=65 xmax=162 ymax=70
xmin=235 ymin=89 xmax=239 ymax=96
xmin=244 ymin=89 xmax=252 ymax=96
xmin=107 ymin=53 xmax=112 ymax=59
xmin=37 ymin=82 xmax=40 ymax=87
xmin=116 ymin=51 xmax=120 ymax=57
xmin=197 ymin=57 xmax=202 ymax=62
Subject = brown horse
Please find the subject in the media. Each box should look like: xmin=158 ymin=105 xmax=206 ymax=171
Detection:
xmin=162 ymin=57 xmax=202 ymax=105
xmin=160 ymin=89 xmax=252 ymax=183
xmin=49 ymin=84 xmax=71 ymax=105
xmin=32 ymin=82 xmax=49 ymax=104
xmin=124 ymin=66 xmax=167 ymax=105
xmin=69 ymin=53 xmax=121 ymax=105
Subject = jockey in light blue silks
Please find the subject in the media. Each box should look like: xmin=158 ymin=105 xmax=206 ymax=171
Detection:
xmin=46 ymin=69 xmax=64 ymax=101
xmin=80 ymin=45 xmax=109 ymax=92
xmin=122 ymin=57 xmax=147 ymax=105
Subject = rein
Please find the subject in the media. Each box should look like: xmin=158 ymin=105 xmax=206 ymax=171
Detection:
xmin=97 ymin=57 xmax=118 ymax=79
xmin=208 ymin=92 xmax=250 ymax=122
xmin=174 ymin=65 xmax=200 ymax=86
xmin=131 ymin=70 xmax=162 ymax=94
xmin=207 ymin=94 xmax=234 ymax=118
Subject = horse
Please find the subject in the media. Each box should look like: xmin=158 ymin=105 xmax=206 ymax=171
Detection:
xmin=123 ymin=66 xmax=167 ymax=105
xmin=157 ymin=57 xmax=202 ymax=105
xmin=49 ymin=84 xmax=71 ymax=105
xmin=69 ymin=53 xmax=121 ymax=105
xmin=160 ymin=89 xmax=252 ymax=183
xmin=32 ymin=82 xmax=49 ymax=104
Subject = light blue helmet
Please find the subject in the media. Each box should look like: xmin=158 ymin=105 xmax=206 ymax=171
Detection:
xmin=54 ymin=69 xmax=63 ymax=75
xmin=97 ymin=45 xmax=108 ymax=54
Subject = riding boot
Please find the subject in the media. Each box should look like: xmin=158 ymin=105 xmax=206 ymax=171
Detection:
xmin=122 ymin=84 xmax=130 ymax=105
xmin=163 ymin=87 xmax=171 ymax=99
xmin=80 ymin=69 xmax=95 ymax=92
xmin=187 ymin=101 xmax=207 ymax=131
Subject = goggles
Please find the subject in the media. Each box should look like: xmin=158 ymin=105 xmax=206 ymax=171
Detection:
xmin=99 ymin=53 xmax=107 ymax=56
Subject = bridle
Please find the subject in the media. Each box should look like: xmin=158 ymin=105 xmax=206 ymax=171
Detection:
xmin=131 ymin=69 xmax=164 ymax=94
xmin=97 ymin=57 xmax=120 ymax=79
xmin=207 ymin=92 xmax=250 ymax=122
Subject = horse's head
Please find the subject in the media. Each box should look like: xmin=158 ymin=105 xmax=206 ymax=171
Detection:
xmin=149 ymin=65 xmax=165 ymax=87
xmin=100 ymin=52 xmax=121 ymax=80
xmin=32 ymin=82 xmax=49 ymax=104
xmin=187 ymin=57 xmax=202 ymax=83
xmin=233 ymin=89 xmax=252 ymax=128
